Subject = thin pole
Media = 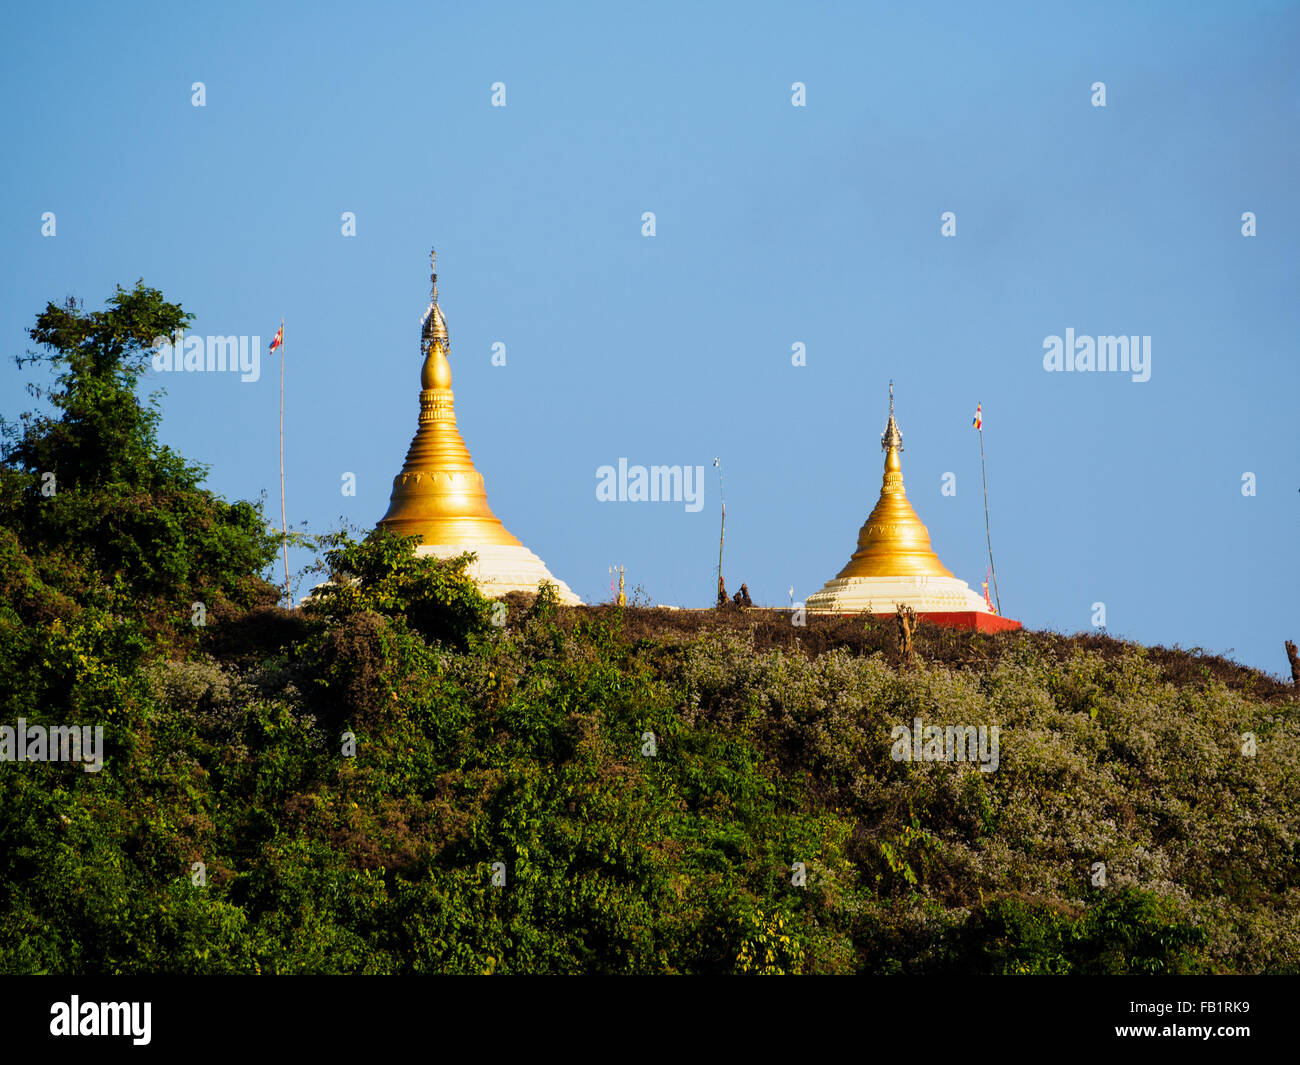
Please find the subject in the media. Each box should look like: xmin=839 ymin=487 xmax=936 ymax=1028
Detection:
xmin=977 ymin=415 xmax=1001 ymax=615
xmin=278 ymin=318 xmax=290 ymax=608
xmin=714 ymin=458 xmax=725 ymax=601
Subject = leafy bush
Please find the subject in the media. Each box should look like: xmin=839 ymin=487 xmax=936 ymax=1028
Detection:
xmin=303 ymin=529 xmax=491 ymax=652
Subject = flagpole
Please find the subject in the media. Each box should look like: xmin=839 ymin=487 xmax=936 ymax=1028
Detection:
xmin=714 ymin=457 xmax=725 ymax=604
xmin=278 ymin=318 xmax=290 ymax=608
xmin=977 ymin=407 xmax=1001 ymax=615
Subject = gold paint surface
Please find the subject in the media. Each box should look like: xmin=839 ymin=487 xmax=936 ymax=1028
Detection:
xmin=834 ymin=401 xmax=955 ymax=579
xmin=377 ymin=256 xmax=522 ymax=547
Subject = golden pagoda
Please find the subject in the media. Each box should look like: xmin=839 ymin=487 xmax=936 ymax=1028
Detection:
xmin=806 ymin=384 xmax=1013 ymax=626
xmin=376 ymin=251 xmax=580 ymax=604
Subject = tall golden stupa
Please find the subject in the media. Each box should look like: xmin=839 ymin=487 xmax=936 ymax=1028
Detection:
xmin=376 ymin=251 xmax=580 ymax=604
xmin=806 ymin=385 xmax=1018 ymax=629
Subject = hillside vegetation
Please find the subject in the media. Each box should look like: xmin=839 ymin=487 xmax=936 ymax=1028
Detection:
xmin=1 ymin=286 xmax=1296 ymax=974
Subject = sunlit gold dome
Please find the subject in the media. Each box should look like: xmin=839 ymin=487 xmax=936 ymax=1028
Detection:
xmin=834 ymin=388 xmax=954 ymax=579
xmin=376 ymin=249 xmax=580 ymax=604
xmin=805 ymin=384 xmax=993 ymax=618
xmin=378 ymin=252 xmax=522 ymax=547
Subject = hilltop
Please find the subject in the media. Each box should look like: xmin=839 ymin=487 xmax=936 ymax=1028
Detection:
xmin=1 ymin=284 xmax=1296 ymax=974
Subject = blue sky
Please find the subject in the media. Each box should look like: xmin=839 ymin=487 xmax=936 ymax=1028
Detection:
xmin=2 ymin=1 xmax=1297 ymax=673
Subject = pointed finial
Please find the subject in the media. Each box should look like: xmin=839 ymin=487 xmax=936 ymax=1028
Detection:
xmin=881 ymin=380 xmax=902 ymax=453
xmin=420 ymin=246 xmax=449 ymax=353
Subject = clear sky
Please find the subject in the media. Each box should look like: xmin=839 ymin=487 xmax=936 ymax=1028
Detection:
xmin=2 ymin=1 xmax=1297 ymax=674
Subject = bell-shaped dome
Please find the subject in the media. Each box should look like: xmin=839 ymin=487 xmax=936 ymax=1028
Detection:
xmin=376 ymin=249 xmax=581 ymax=604
xmin=805 ymin=384 xmax=1015 ymax=625
xmin=834 ymin=400 xmax=954 ymax=579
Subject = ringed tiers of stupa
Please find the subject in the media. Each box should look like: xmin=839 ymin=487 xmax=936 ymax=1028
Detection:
xmin=375 ymin=252 xmax=581 ymax=605
xmin=805 ymin=387 xmax=1020 ymax=633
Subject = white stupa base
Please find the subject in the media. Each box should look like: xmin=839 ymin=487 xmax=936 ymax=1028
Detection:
xmin=414 ymin=543 xmax=582 ymax=605
xmin=805 ymin=574 xmax=991 ymax=615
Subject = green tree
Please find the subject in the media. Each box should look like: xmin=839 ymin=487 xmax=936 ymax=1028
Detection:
xmin=0 ymin=282 xmax=278 ymax=625
xmin=303 ymin=528 xmax=492 ymax=651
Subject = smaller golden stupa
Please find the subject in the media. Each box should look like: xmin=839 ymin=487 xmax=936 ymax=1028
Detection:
xmin=806 ymin=384 xmax=995 ymax=617
xmin=376 ymin=251 xmax=580 ymax=603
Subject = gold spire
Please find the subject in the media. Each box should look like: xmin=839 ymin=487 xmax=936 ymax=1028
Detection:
xmin=376 ymin=250 xmax=522 ymax=547
xmin=833 ymin=384 xmax=955 ymax=579
xmin=421 ymin=249 xmax=449 ymax=353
